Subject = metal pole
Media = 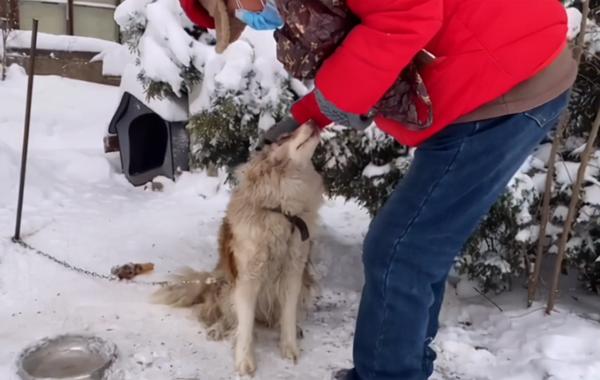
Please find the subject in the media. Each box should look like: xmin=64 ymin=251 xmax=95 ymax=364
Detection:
xmin=13 ymin=19 xmax=38 ymax=242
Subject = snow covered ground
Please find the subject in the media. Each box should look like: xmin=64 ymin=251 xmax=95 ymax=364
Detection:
xmin=1 ymin=66 xmax=600 ymax=380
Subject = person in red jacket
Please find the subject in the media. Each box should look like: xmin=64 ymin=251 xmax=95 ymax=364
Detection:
xmin=181 ymin=0 xmax=578 ymax=379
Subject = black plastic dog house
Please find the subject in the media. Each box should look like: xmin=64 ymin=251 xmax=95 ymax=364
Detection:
xmin=105 ymin=92 xmax=189 ymax=186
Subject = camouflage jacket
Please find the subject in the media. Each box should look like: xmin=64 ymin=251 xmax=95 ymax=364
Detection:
xmin=273 ymin=0 xmax=433 ymax=131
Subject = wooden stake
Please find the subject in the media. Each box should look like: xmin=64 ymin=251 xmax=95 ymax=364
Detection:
xmin=66 ymin=0 xmax=74 ymax=35
xmin=527 ymin=115 xmax=566 ymax=306
xmin=544 ymin=0 xmax=592 ymax=314
xmin=528 ymin=0 xmax=590 ymax=308
xmin=546 ymin=107 xmax=600 ymax=314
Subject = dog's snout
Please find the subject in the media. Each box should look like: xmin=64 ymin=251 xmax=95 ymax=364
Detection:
xmin=305 ymin=121 xmax=319 ymax=134
xmin=275 ymin=133 xmax=293 ymax=144
xmin=296 ymin=122 xmax=319 ymax=138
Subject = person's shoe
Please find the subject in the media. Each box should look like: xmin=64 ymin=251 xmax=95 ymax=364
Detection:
xmin=332 ymin=368 xmax=354 ymax=380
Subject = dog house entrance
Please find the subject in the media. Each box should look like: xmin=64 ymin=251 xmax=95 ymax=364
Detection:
xmin=128 ymin=114 xmax=168 ymax=175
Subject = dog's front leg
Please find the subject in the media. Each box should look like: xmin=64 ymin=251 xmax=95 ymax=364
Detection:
xmin=279 ymin=268 xmax=303 ymax=363
xmin=233 ymin=276 xmax=260 ymax=376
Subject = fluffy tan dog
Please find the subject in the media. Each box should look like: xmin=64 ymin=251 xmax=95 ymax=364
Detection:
xmin=154 ymin=123 xmax=324 ymax=376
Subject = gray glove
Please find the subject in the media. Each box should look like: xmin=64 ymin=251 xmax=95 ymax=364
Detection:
xmin=315 ymin=90 xmax=374 ymax=131
xmin=256 ymin=89 xmax=374 ymax=151
xmin=256 ymin=116 xmax=300 ymax=150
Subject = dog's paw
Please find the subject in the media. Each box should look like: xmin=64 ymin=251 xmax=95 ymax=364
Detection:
xmin=206 ymin=326 xmax=224 ymax=341
xmin=235 ymin=355 xmax=256 ymax=376
xmin=280 ymin=342 xmax=300 ymax=364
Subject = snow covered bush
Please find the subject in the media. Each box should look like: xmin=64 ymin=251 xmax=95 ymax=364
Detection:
xmin=114 ymin=0 xmax=600 ymax=293
xmin=566 ymin=1 xmax=600 ymax=143
xmin=313 ymin=126 xmax=410 ymax=215
xmin=560 ymin=153 xmax=600 ymax=293
xmin=458 ymin=160 xmax=545 ymax=293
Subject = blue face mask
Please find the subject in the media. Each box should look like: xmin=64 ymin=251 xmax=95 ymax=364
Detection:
xmin=234 ymin=0 xmax=283 ymax=31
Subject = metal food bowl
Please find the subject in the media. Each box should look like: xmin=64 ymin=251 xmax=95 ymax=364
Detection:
xmin=17 ymin=334 xmax=117 ymax=380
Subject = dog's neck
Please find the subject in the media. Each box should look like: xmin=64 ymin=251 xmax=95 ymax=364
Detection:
xmin=265 ymin=206 xmax=310 ymax=241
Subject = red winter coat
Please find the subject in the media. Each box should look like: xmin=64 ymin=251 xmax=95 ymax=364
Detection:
xmin=315 ymin=0 xmax=569 ymax=146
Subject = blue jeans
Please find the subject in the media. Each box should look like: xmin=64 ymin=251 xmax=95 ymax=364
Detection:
xmin=348 ymin=92 xmax=570 ymax=380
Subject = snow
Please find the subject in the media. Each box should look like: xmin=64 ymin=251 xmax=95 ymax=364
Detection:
xmin=114 ymin=0 xmax=296 ymax=116
xmin=187 ymin=29 xmax=293 ymax=116
xmin=515 ymin=225 xmax=539 ymax=243
xmin=362 ymin=163 xmax=391 ymax=178
xmin=437 ymin=297 xmax=600 ymax=380
xmin=116 ymin=0 xmax=200 ymax=98
xmin=119 ymin=63 xmax=189 ymax=122
xmin=584 ymin=18 xmax=600 ymax=54
xmin=258 ymin=112 xmax=276 ymax=132
xmin=113 ymin=0 xmax=154 ymax=26
xmin=566 ymin=7 xmax=583 ymax=40
xmin=92 ymin=46 xmax=134 ymax=77
xmin=531 ymin=172 xmax=547 ymax=193
xmin=553 ymin=205 xmax=569 ymax=222
xmin=139 ymin=0 xmax=197 ymax=97
xmin=532 ymin=143 xmax=552 ymax=164
xmin=555 ymin=160 xmax=600 ymax=188
xmin=565 ymin=3 xmax=600 ymax=54
xmin=2 ymin=68 xmax=600 ymax=380
xmin=584 ymin=184 xmax=600 ymax=206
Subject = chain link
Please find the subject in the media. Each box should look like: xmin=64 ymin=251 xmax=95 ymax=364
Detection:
xmin=12 ymin=238 xmax=203 ymax=287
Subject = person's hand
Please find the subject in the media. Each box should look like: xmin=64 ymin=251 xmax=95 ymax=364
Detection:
xmin=257 ymin=91 xmax=332 ymax=150
xmin=260 ymin=116 xmax=301 ymax=146
xmin=288 ymin=91 xmax=333 ymax=129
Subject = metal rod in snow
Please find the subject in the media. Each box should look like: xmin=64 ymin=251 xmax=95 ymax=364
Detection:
xmin=13 ymin=19 xmax=38 ymax=242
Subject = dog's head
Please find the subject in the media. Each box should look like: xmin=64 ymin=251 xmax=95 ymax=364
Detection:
xmin=232 ymin=122 xmax=323 ymax=212
xmin=263 ymin=121 xmax=321 ymax=165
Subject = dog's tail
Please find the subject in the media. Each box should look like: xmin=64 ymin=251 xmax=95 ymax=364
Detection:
xmin=153 ymin=267 xmax=232 ymax=332
xmin=152 ymin=267 xmax=224 ymax=308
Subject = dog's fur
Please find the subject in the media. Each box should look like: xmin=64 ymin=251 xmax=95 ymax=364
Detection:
xmin=153 ymin=123 xmax=324 ymax=375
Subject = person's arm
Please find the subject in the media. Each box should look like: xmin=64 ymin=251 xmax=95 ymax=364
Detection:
xmin=315 ymin=0 xmax=443 ymax=115
xmin=261 ymin=0 xmax=443 ymax=145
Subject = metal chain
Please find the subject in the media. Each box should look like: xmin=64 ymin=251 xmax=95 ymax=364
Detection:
xmin=12 ymin=238 xmax=203 ymax=287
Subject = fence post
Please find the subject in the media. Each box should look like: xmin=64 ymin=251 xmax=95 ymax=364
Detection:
xmin=66 ymin=0 xmax=74 ymax=35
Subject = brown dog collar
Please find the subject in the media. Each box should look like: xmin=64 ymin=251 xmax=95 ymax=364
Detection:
xmin=266 ymin=207 xmax=310 ymax=241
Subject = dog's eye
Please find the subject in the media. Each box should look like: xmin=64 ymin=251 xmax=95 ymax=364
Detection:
xmin=276 ymin=133 xmax=292 ymax=144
